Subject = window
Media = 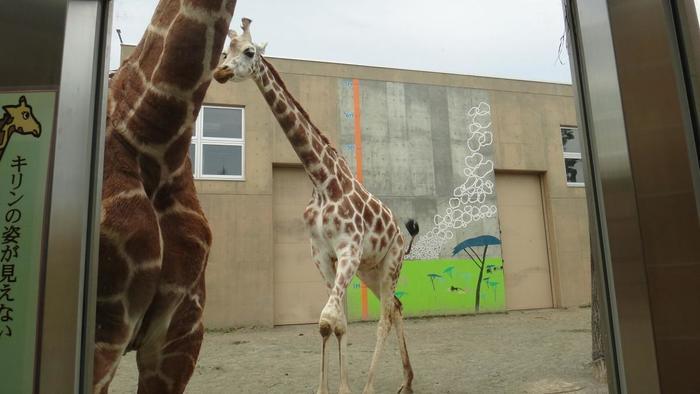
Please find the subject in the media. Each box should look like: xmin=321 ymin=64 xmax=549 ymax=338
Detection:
xmin=190 ymin=106 xmax=245 ymax=180
xmin=561 ymin=126 xmax=585 ymax=187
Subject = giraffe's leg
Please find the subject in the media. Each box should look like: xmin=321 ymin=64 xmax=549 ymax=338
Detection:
xmin=135 ymin=283 xmax=204 ymax=394
xmin=392 ymin=298 xmax=414 ymax=394
xmin=135 ymin=192 xmax=211 ymax=393
xmin=363 ymin=240 xmax=410 ymax=394
xmin=318 ymin=244 xmax=361 ymax=394
xmin=361 ymin=278 xmax=395 ymax=394
xmin=93 ymin=342 xmax=127 ymax=394
xmin=337 ymin=318 xmax=352 ymax=394
xmin=312 ymin=242 xmax=336 ymax=394
xmin=318 ymin=332 xmax=331 ymax=394
xmin=94 ymin=187 xmax=162 ymax=393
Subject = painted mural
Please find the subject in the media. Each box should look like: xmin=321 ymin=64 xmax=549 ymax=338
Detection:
xmin=338 ymin=80 xmax=504 ymax=320
xmin=347 ymin=255 xmax=505 ymax=320
xmin=405 ymin=101 xmax=498 ymax=260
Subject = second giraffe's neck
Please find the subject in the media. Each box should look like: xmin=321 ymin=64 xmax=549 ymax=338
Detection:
xmin=254 ymin=58 xmax=339 ymax=187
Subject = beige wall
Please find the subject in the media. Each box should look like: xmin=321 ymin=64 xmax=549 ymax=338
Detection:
xmin=120 ymin=46 xmax=591 ymax=328
xmin=490 ymin=90 xmax=590 ymax=307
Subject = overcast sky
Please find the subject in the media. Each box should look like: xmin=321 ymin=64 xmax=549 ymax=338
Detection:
xmin=109 ymin=1 xmax=700 ymax=85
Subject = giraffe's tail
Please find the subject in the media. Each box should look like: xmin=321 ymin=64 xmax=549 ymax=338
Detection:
xmin=404 ymin=219 xmax=419 ymax=255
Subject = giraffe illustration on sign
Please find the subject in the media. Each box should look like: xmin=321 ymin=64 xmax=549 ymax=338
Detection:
xmin=214 ymin=18 xmax=418 ymax=394
xmin=0 ymin=96 xmax=42 ymax=162
xmin=406 ymin=102 xmax=497 ymax=260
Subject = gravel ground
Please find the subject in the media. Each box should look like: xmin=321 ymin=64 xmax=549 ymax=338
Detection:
xmin=110 ymin=307 xmax=608 ymax=393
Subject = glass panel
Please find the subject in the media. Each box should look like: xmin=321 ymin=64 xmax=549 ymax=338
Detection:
xmin=189 ymin=144 xmax=196 ymax=175
xmin=202 ymin=144 xmax=242 ymax=176
xmin=203 ymin=107 xmax=242 ymax=139
xmin=565 ymin=157 xmax=585 ymax=184
xmin=561 ymin=127 xmax=582 ymax=153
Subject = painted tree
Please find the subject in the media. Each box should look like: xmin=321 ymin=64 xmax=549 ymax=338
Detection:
xmin=452 ymin=235 xmax=502 ymax=312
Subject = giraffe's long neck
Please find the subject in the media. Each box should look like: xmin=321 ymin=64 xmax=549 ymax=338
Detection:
xmin=0 ymin=114 xmax=12 ymax=149
xmin=108 ymin=0 xmax=235 ymax=179
xmin=254 ymin=58 xmax=344 ymax=188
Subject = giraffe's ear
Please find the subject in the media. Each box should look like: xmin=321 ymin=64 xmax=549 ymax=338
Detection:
xmin=228 ymin=29 xmax=238 ymax=39
xmin=19 ymin=96 xmax=27 ymax=106
xmin=257 ymin=42 xmax=268 ymax=55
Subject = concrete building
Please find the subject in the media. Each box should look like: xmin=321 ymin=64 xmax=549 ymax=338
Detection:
xmin=121 ymin=46 xmax=590 ymax=329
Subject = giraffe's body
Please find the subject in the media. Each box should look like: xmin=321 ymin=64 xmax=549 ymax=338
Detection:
xmin=214 ymin=19 xmax=417 ymax=394
xmin=94 ymin=1 xmax=236 ymax=392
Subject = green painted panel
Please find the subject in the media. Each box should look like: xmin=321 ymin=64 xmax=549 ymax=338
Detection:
xmin=0 ymin=91 xmax=56 ymax=393
xmin=348 ymin=258 xmax=505 ymax=321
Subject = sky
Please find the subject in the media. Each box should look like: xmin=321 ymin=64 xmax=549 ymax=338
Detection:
xmin=108 ymin=1 xmax=700 ymax=85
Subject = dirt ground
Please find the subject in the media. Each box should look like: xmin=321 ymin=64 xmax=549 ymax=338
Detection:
xmin=110 ymin=307 xmax=608 ymax=393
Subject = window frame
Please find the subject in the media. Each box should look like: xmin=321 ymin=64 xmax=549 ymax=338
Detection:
xmin=191 ymin=105 xmax=245 ymax=181
xmin=561 ymin=126 xmax=585 ymax=188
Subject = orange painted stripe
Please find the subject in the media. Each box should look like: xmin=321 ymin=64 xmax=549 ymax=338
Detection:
xmin=352 ymin=79 xmax=364 ymax=183
xmin=352 ymin=79 xmax=368 ymax=320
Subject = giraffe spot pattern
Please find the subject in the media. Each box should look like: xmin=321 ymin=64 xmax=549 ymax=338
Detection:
xmin=124 ymin=228 xmax=162 ymax=265
xmin=327 ymin=178 xmax=342 ymax=201
xmin=127 ymin=268 xmax=160 ymax=318
xmin=153 ymin=15 xmax=206 ymax=90
xmin=95 ymin=300 xmax=130 ymax=344
xmin=97 ymin=235 xmax=129 ymax=297
xmin=100 ymin=135 xmax=141 ymax=200
xmin=311 ymin=167 xmax=328 ymax=183
xmin=138 ymin=153 xmax=161 ymax=197
xmin=184 ymin=0 xmax=223 ymax=12
xmin=138 ymin=31 xmax=165 ymax=80
xmin=157 ymin=197 xmax=211 ymax=275
xmin=164 ymin=130 xmax=193 ymax=172
xmin=279 ymin=111 xmax=296 ymax=130
xmin=210 ymin=18 xmax=229 ymax=69
xmin=128 ymin=89 xmax=188 ymax=146
xmin=109 ymin=65 xmax=146 ymax=129
xmin=102 ymin=193 xmax=158 ymax=238
xmin=152 ymin=0 xmax=181 ymax=29
xmin=166 ymin=288 xmax=205 ymax=343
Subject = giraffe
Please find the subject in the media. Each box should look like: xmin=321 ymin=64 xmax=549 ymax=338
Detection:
xmin=0 ymin=96 xmax=42 ymax=162
xmin=94 ymin=0 xmax=236 ymax=392
xmin=214 ymin=18 xmax=419 ymax=394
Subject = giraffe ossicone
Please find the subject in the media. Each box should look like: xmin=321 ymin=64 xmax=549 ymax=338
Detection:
xmin=215 ymin=18 xmax=419 ymax=394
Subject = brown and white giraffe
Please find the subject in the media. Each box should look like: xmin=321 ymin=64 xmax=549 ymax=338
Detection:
xmin=95 ymin=0 xmax=236 ymax=392
xmin=214 ymin=19 xmax=419 ymax=394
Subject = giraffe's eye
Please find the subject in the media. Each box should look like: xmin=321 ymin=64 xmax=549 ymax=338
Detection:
xmin=22 ymin=111 xmax=29 ymax=120
xmin=222 ymin=53 xmax=227 ymax=59
xmin=243 ymin=48 xmax=255 ymax=58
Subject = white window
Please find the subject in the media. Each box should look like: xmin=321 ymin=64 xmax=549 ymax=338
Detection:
xmin=561 ymin=126 xmax=585 ymax=187
xmin=190 ymin=105 xmax=245 ymax=181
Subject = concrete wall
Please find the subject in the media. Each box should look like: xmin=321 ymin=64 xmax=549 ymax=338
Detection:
xmin=338 ymin=80 xmax=501 ymax=260
xmin=119 ymin=46 xmax=590 ymax=328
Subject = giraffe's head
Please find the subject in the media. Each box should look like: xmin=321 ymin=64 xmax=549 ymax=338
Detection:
xmin=214 ymin=18 xmax=267 ymax=83
xmin=2 ymin=96 xmax=41 ymax=137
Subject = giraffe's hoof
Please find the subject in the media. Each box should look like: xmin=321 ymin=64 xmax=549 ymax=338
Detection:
xmin=338 ymin=386 xmax=352 ymax=394
xmin=397 ymin=384 xmax=413 ymax=394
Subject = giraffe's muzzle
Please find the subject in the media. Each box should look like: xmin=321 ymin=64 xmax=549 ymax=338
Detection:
xmin=213 ymin=66 xmax=234 ymax=83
